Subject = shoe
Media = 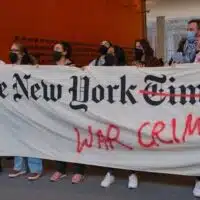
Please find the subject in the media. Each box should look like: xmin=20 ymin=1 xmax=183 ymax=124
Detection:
xmin=27 ymin=173 xmax=41 ymax=181
xmin=101 ymin=172 xmax=115 ymax=188
xmin=128 ymin=174 xmax=138 ymax=189
xmin=72 ymin=174 xmax=84 ymax=184
xmin=193 ymin=181 xmax=200 ymax=197
xmin=50 ymin=171 xmax=66 ymax=182
xmin=9 ymin=170 xmax=26 ymax=178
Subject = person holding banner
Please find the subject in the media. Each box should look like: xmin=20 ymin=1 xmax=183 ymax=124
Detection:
xmin=100 ymin=48 xmax=138 ymax=188
xmin=7 ymin=42 xmax=37 ymax=65
xmin=132 ymin=39 xmax=163 ymax=67
xmin=89 ymin=41 xmax=112 ymax=66
xmin=8 ymin=41 xmax=43 ymax=180
xmin=50 ymin=41 xmax=85 ymax=184
xmin=194 ymin=36 xmax=200 ymax=63
xmin=171 ymin=19 xmax=200 ymax=198
xmin=0 ymin=158 xmax=2 ymax=173
xmin=171 ymin=19 xmax=200 ymax=65
xmin=106 ymin=45 xmax=127 ymax=66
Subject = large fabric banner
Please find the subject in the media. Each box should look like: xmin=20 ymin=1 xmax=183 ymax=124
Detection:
xmin=0 ymin=64 xmax=200 ymax=176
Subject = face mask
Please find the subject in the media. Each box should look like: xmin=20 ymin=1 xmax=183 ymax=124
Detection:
xmin=104 ymin=54 xmax=116 ymax=66
xmin=99 ymin=45 xmax=108 ymax=55
xmin=53 ymin=51 xmax=63 ymax=62
xmin=187 ymin=31 xmax=196 ymax=42
xmin=9 ymin=52 xmax=18 ymax=64
xmin=134 ymin=48 xmax=144 ymax=61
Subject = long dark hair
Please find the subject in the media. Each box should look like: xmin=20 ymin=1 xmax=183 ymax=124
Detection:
xmin=13 ymin=42 xmax=36 ymax=65
xmin=135 ymin=39 xmax=154 ymax=58
xmin=114 ymin=45 xmax=126 ymax=66
xmin=59 ymin=41 xmax=72 ymax=59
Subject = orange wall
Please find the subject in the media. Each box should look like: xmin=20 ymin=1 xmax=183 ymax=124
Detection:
xmin=0 ymin=0 xmax=145 ymax=65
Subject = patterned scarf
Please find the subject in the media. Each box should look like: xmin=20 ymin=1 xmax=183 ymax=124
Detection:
xmin=183 ymin=40 xmax=197 ymax=63
xmin=172 ymin=39 xmax=197 ymax=63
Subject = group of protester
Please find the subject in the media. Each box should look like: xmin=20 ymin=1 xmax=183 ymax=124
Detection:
xmin=0 ymin=18 xmax=200 ymax=197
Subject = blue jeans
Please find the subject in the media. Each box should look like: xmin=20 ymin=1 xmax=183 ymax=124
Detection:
xmin=14 ymin=157 xmax=43 ymax=174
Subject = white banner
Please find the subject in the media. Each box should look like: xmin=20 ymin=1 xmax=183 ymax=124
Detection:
xmin=0 ymin=64 xmax=200 ymax=176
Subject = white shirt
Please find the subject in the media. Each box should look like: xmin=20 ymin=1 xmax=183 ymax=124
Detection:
xmin=89 ymin=56 xmax=105 ymax=66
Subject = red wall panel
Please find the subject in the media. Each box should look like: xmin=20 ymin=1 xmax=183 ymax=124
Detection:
xmin=0 ymin=0 xmax=145 ymax=65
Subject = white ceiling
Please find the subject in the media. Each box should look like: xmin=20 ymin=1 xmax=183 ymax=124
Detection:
xmin=146 ymin=0 xmax=200 ymax=20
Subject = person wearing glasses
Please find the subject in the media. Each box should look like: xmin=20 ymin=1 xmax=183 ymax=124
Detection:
xmin=8 ymin=41 xmax=43 ymax=181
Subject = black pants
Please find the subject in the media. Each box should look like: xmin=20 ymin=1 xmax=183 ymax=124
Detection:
xmin=56 ymin=161 xmax=85 ymax=175
xmin=108 ymin=168 xmax=135 ymax=175
xmin=0 ymin=158 xmax=2 ymax=172
xmin=197 ymin=177 xmax=200 ymax=181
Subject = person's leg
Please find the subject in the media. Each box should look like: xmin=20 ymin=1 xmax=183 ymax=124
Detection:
xmin=193 ymin=177 xmax=200 ymax=197
xmin=27 ymin=157 xmax=43 ymax=181
xmin=128 ymin=171 xmax=138 ymax=189
xmin=56 ymin=161 xmax=67 ymax=174
xmin=101 ymin=168 xmax=115 ymax=188
xmin=50 ymin=161 xmax=67 ymax=182
xmin=72 ymin=164 xmax=85 ymax=184
xmin=0 ymin=158 xmax=2 ymax=173
xmin=74 ymin=164 xmax=85 ymax=175
xmin=9 ymin=156 xmax=26 ymax=178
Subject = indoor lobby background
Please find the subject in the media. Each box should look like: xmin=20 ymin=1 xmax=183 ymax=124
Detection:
xmin=147 ymin=0 xmax=200 ymax=63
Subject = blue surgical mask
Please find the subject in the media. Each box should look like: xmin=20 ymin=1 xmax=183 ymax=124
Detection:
xmin=187 ymin=31 xmax=196 ymax=42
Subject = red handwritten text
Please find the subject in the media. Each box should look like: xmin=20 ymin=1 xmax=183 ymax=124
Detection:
xmin=137 ymin=113 xmax=200 ymax=148
xmin=74 ymin=124 xmax=133 ymax=153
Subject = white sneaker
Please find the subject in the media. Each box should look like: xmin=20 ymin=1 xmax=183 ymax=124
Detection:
xmin=128 ymin=174 xmax=138 ymax=189
xmin=101 ymin=172 xmax=115 ymax=188
xmin=193 ymin=181 xmax=200 ymax=197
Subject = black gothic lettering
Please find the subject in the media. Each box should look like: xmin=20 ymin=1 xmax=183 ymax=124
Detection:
xmin=179 ymin=84 xmax=200 ymax=105
xmin=69 ymin=76 xmax=89 ymax=111
xmin=41 ymin=80 xmax=62 ymax=102
xmin=143 ymin=74 xmax=166 ymax=106
xmin=107 ymin=85 xmax=119 ymax=103
xmin=168 ymin=77 xmax=176 ymax=105
xmin=0 ymin=82 xmax=8 ymax=98
xmin=92 ymin=85 xmax=104 ymax=103
xmin=13 ymin=73 xmax=30 ymax=102
xmin=120 ymin=75 xmax=137 ymax=104
xmin=30 ymin=83 xmax=41 ymax=100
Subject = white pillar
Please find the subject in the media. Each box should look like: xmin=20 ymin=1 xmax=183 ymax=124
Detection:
xmin=156 ymin=16 xmax=165 ymax=60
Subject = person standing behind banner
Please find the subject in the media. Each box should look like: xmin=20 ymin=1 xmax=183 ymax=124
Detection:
xmin=89 ymin=40 xmax=112 ymax=66
xmin=132 ymin=39 xmax=164 ymax=67
xmin=194 ymin=34 xmax=200 ymax=63
xmin=190 ymin=19 xmax=200 ymax=198
xmin=0 ymin=58 xmax=5 ymax=171
xmin=50 ymin=41 xmax=85 ymax=184
xmin=100 ymin=45 xmax=138 ymax=189
xmin=170 ymin=19 xmax=200 ymax=198
xmin=107 ymin=45 xmax=127 ymax=66
xmin=8 ymin=41 xmax=43 ymax=181
xmin=171 ymin=19 xmax=200 ymax=65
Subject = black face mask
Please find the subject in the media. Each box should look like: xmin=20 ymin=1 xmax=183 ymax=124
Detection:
xmin=99 ymin=45 xmax=108 ymax=55
xmin=9 ymin=52 xmax=18 ymax=64
xmin=104 ymin=54 xmax=116 ymax=66
xmin=134 ymin=48 xmax=144 ymax=61
xmin=53 ymin=51 xmax=63 ymax=62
